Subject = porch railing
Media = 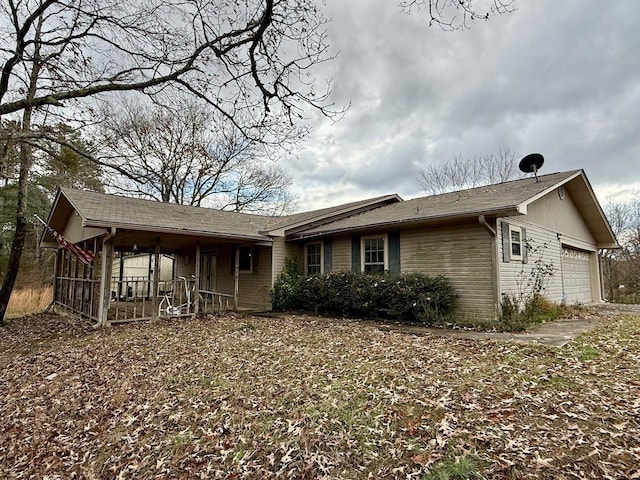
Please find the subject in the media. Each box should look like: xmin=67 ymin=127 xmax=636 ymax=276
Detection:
xmin=54 ymin=276 xmax=101 ymax=321
xmin=199 ymin=289 xmax=234 ymax=314
xmin=55 ymin=275 xmax=235 ymax=324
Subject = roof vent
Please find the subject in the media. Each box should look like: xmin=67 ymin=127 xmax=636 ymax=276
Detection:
xmin=518 ymin=153 xmax=544 ymax=182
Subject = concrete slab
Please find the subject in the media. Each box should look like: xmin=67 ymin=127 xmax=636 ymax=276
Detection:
xmin=377 ymin=304 xmax=640 ymax=347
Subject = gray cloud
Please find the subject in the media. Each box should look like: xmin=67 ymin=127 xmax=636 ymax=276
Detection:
xmin=284 ymin=0 xmax=640 ymax=211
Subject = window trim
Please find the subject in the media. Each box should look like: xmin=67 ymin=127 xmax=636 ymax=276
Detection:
xmin=361 ymin=234 xmax=388 ymax=273
xmin=509 ymin=225 xmax=523 ymax=261
xmin=305 ymin=242 xmax=323 ymax=275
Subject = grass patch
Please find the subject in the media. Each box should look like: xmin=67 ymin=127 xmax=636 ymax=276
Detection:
xmin=423 ymin=454 xmax=482 ymax=480
xmin=5 ymin=286 xmax=52 ymax=318
xmin=578 ymin=345 xmax=600 ymax=361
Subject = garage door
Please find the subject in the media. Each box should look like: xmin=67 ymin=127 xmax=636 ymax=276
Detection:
xmin=561 ymin=247 xmax=592 ymax=304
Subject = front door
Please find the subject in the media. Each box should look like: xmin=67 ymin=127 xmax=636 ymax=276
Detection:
xmin=199 ymin=253 xmax=217 ymax=292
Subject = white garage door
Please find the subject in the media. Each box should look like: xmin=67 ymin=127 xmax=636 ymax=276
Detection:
xmin=561 ymin=247 xmax=592 ymax=304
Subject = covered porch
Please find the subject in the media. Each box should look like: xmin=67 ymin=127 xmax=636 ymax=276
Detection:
xmin=42 ymin=188 xmax=277 ymax=326
xmin=51 ymin=228 xmax=273 ymax=326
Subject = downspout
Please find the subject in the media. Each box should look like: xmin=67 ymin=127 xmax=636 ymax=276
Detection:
xmin=478 ymin=215 xmax=500 ymax=319
xmin=557 ymin=233 xmax=566 ymax=305
xmin=96 ymin=227 xmax=116 ymax=328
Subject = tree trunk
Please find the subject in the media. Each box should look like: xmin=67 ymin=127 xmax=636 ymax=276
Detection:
xmin=0 ymin=118 xmax=33 ymax=324
xmin=0 ymin=19 xmax=41 ymax=326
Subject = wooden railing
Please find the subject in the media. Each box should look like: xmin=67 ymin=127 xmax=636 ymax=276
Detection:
xmin=199 ymin=289 xmax=234 ymax=314
xmin=54 ymin=276 xmax=101 ymax=321
xmin=55 ymin=275 xmax=235 ymax=324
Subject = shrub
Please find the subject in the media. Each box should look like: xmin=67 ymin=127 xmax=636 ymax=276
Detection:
xmin=271 ymin=267 xmax=457 ymax=324
xmin=270 ymin=258 xmax=303 ymax=311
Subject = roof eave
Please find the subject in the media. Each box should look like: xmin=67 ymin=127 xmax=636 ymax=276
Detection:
xmin=289 ymin=206 xmax=521 ymax=240
xmin=84 ymin=220 xmax=272 ymax=243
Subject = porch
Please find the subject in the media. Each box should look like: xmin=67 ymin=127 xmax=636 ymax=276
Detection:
xmin=51 ymin=229 xmax=273 ymax=326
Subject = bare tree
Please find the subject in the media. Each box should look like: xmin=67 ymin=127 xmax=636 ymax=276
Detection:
xmin=0 ymin=0 xmax=338 ymax=324
xmin=603 ymin=194 xmax=640 ymax=303
xmin=0 ymin=0 xmax=514 ymax=323
xmin=96 ymin=99 xmax=295 ymax=213
xmin=417 ymin=148 xmax=522 ymax=195
xmin=400 ymin=0 xmax=514 ymax=29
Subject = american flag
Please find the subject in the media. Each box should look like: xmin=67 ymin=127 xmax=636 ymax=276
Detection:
xmin=35 ymin=215 xmax=95 ymax=266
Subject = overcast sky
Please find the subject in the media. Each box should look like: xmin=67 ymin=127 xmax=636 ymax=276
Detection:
xmin=282 ymin=0 xmax=640 ymax=212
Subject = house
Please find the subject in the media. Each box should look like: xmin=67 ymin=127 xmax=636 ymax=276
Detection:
xmin=41 ymin=169 xmax=616 ymax=326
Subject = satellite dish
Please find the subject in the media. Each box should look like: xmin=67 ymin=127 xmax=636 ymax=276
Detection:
xmin=519 ymin=153 xmax=544 ymax=182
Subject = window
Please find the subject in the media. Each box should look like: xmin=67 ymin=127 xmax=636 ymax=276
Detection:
xmin=362 ymin=235 xmax=387 ymax=273
xmin=509 ymin=226 xmax=522 ymax=260
xmin=238 ymin=246 xmax=253 ymax=272
xmin=306 ymin=243 xmax=322 ymax=275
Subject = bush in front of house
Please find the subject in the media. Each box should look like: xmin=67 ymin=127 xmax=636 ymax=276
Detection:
xmin=271 ymin=264 xmax=457 ymax=324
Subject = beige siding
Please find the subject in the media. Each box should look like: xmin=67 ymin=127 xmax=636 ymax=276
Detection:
xmin=216 ymin=244 xmax=273 ymax=310
xmin=272 ymin=237 xmax=302 ymax=281
xmin=498 ymin=217 xmax=600 ymax=305
xmin=400 ymin=225 xmax=497 ymax=319
xmin=63 ymin=211 xmax=105 ymax=244
xmin=526 ymin=189 xmax=595 ymax=244
xmin=331 ymin=235 xmax=353 ymax=271
xmin=498 ymin=219 xmax=564 ymax=305
xmin=174 ymin=251 xmax=196 ymax=278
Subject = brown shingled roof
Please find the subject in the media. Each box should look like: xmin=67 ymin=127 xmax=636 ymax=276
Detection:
xmin=292 ymin=170 xmax=590 ymax=238
xmin=60 ymin=188 xmax=279 ymax=241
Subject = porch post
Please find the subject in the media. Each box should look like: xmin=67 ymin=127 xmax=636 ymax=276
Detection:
xmin=234 ymin=246 xmax=239 ymax=312
xmin=152 ymin=237 xmax=161 ymax=320
xmin=98 ymin=236 xmax=114 ymax=327
xmin=194 ymin=241 xmax=201 ymax=315
xmin=50 ymin=248 xmax=61 ymax=310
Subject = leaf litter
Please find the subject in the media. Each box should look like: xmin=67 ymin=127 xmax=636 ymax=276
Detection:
xmin=0 ymin=312 xmax=638 ymax=479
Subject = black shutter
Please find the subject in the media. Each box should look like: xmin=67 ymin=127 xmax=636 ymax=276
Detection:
xmin=388 ymin=231 xmax=400 ymax=274
xmin=323 ymin=239 xmax=332 ymax=273
xmin=521 ymin=227 xmax=528 ymax=264
xmin=351 ymin=235 xmax=361 ymax=272
xmin=501 ymin=222 xmax=511 ymax=263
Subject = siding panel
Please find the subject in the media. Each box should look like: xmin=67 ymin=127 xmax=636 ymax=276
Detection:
xmin=526 ymin=190 xmax=595 ymax=243
xmin=216 ymin=244 xmax=273 ymax=310
xmin=498 ymin=219 xmax=565 ymax=305
xmin=331 ymin=235 xmax=353 ymax=272
xmin=400 ymin=224 xmax=496 ymax=319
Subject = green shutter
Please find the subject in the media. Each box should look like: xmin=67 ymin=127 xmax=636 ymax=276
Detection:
xmin=501 ymin=221 xmax=511 ymax=263
xmin=351 ymin=236 xmax=361 ymax=272
xmin=388 ymin=231 xmax=400 ymax=274
xmin=323 ymin=239 xmax=332 ymax=273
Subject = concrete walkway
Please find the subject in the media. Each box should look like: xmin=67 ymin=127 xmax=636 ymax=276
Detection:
xmin=377 ymin=304 xmax=640 ymax=347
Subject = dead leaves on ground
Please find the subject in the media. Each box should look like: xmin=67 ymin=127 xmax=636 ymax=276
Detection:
xmin=0 ymin=313 xmax=639 ymax=479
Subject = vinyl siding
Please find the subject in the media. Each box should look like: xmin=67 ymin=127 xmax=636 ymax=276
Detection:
xmin=272 ymin=237 xmax=302 ymax=282
xmin=498 ymin=219 xmax=564 ymax=304
xmin=526 ymin=189 xmax=595 ymax=243
xmin=400 ymin=224 xmax=497 ymax=319
xmin=331 ymin=235 xmax=354 ymax=272
xmin=216 ymin=244 xmax=273 ymax=310
xmin=174 ymin=252 xmax=196 ymax=278
xmin=498 ymin=211 xmax=600 ymax=305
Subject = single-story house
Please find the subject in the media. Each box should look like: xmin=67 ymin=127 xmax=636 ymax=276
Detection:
xmin=41 ymin=169 xmax=617 ymax=326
